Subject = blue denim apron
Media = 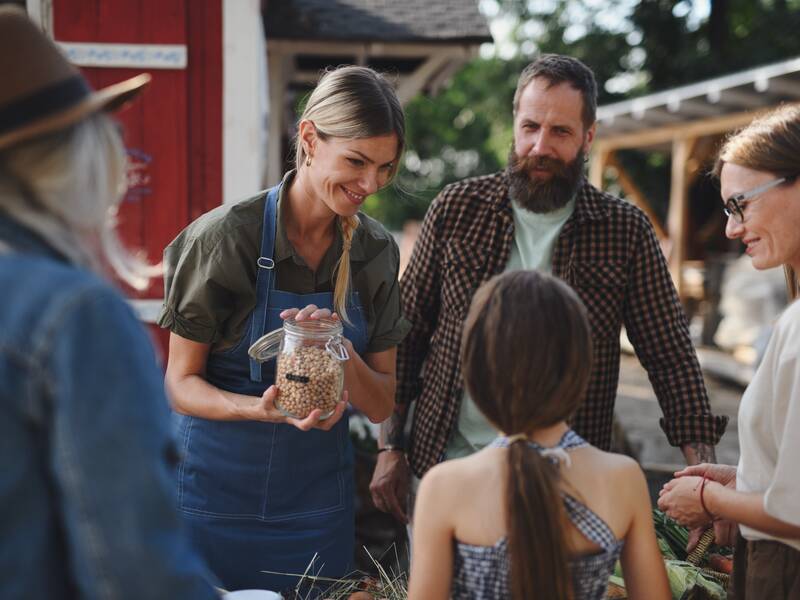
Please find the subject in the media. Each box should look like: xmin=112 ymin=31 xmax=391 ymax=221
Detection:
xmin=175 ymin=183 xmax=367 ymax=592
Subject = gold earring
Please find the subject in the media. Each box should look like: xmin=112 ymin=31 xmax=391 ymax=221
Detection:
xmin=306 ymin=155 xmax=312 ymax=167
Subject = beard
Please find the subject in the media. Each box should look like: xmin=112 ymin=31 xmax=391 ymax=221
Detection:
xmin=506 ymin=146 xmax=585 ymax=213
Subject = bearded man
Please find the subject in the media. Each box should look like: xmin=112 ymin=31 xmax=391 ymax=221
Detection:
xmin=370 ymin=54 xmax=728 ymax=534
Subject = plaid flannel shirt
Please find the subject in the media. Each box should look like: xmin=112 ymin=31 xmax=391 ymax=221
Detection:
xmin=398 ymin=171 xmax=728 ymax=478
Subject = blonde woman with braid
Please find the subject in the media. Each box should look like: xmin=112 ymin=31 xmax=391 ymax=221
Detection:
xmin=158 ymin=65 xmax=408 ymax=592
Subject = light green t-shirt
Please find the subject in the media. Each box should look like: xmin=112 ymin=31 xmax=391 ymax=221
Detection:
xmin=444 ymin=197 xmax=576 ymax=460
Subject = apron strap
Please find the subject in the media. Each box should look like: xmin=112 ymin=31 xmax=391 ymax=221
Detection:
xmin=249 ymin=185 xmax=280 ymax=382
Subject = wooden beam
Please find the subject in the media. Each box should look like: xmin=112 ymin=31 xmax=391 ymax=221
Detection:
xmin=631 ymin=106 xmax=685 ymax=124
xmin=712 ymin=87 xmax=765 ymax=108
xmin=668 ymin=137 xmax=698 ymax=296
xmin=427 ymin=46 xmax=478 ymax=95
xmin=685 ymin=135 xmax=720 ymax=186
xmin=396 ymin=52 xmax=452 ymax=105
xmin=666 ymin=97 xmax=721 ymax=117
xmin=594 ymin=103 xmax=799 ymax=152
xmin=588 ymin=147 xmax=612 ymax=189
xmin=764 ymin=77 xmax=800 ymax=96
xmin=267 ymin=39 xmax=473 ymax=59
xmin=606 ymin=154 xmax=668 ymax=240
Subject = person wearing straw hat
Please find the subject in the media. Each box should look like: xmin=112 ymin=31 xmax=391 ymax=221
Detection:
xmin=0 ymin=7 xmax=220 ymax=598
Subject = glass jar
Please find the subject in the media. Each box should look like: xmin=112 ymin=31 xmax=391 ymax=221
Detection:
xmin=248 ymin=317 xmax=349 ymax=420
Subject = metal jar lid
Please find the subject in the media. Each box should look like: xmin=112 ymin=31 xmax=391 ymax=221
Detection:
xmin=248 ymin=317 xmax=349 ymax=363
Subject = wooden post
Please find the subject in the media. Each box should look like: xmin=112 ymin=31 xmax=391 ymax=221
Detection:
xmin=668 ymin=137 xmax=697 ymax=297
xmin=266 ymin=49 xmax=286 ymax=188
xmin=589 ymin=145 xmax=612 ymax=189
xmin=223 ymin=0 xmax=266 ymax=201
xmin=607 ymin=154 xmax=668 ymax=240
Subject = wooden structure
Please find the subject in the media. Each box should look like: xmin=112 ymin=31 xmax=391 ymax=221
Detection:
xmin=590 ymin=57 xmax=800 ymax=297
xmin=24 ymin=0 xmax=490 ymax=355
xmin=26 ymin=0 xmax=265 ymax=353
xmin=263 ymin=0 xmax=492 ymax=185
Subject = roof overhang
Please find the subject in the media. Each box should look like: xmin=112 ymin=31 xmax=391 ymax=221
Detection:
xmin=596 ymin=56 xmax=800 ymax=149
xmin=267 ymin=38 xmax=483 ymax=104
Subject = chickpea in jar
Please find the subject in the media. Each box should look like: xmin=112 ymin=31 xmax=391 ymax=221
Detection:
xmin=275 ymin=345 xmax=344 ymax=419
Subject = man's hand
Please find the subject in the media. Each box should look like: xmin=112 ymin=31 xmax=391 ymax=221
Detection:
xmin=369 ymin=450 xmax=411 ymax=523
xmin=679 ymin=442 xmax=724 ymax=549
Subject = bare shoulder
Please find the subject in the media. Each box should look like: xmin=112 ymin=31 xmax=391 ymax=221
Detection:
xmin=418 ymin=460 xmax=453 ymax=491
xmin=418 ymin=457 xmax=466 ymax=500
xmin=419 ymin=451 xmax=502 ymax=500
xmin=567 ymin=447 xmax=649 ymax=538
xmin=572 ymin=446 xmax=647 ymax=495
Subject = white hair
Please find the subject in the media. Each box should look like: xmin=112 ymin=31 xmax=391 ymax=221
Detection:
xmin=0 ymin=113 xmax=159 ymax=290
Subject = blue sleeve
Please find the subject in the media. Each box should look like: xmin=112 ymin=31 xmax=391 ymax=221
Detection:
xmin=40 ymin=283 xmax=220 ymax=600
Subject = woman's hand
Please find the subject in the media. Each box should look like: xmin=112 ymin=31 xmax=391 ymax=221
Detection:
xmin=240 ymin=385 xmax=347 ymax=431
xmin=281 ymin=305 xmax=397 ymax=423
xmin=280 ymin=304 xmax=337 ymax=321
xmin=671 ymin=463 xmax=738 ymax=548
xmin=657 ymin=476 xmax=713 ymax=529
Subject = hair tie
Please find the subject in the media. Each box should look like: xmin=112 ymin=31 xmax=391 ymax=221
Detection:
xmin=540 ymin=447 xmax=571 ymax=468
xmin=505 ymin=433 xmax=528 ymax=444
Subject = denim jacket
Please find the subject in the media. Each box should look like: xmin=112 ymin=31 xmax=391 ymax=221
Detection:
xmin=0 ymin=215 xmax=219 ymax=599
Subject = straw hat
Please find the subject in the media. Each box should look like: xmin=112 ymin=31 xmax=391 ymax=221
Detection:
xmin=0 ymin=5 xmax=150 ymax=151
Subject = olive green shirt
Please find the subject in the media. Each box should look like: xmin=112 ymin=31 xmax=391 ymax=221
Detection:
xmin=157 ymin=171 xmax=410 ymax=354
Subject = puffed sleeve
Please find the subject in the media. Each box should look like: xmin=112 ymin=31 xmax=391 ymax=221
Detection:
xmin=157 ymin=221 xmax=252 ymax=345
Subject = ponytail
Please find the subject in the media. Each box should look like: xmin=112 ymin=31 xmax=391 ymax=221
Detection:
xmin=507 ymin=441 xmax=573 ymax=600
xmin=333 ymin=214 xmax=359 ymax=323
xmin=460 ymin=271 xmax=592 ymax=599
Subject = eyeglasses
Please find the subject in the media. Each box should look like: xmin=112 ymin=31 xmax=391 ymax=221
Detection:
xmin=723 ymin=175 xmax=796 ymax=223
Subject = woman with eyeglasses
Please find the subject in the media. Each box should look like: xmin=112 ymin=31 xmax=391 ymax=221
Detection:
xmin=658 ymin=104 xmax=800 ymax=599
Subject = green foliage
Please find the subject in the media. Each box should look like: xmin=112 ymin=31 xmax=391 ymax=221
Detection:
xmin=364 ymin=57 xmax=523 ymax=229
xmin=361 ymin=0 xmax=800 ymax=229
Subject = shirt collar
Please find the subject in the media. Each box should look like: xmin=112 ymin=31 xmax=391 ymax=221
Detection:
xmin=0 ymin=210 xmax=73 ymax=263
xmin=572 ymin=179 xmax=610 ymax=223
xmin=273 ymin=170 xmax=296 ymax=264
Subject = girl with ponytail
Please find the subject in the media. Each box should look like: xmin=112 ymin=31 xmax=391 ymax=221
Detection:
xmin=408 ymin=271 xmax=669 ymax=600
xmin=160 ymin=65 xmax=408 ymax=592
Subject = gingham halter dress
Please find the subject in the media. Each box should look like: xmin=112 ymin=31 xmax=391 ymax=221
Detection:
xmin=451 ymin=430 xmax=624 ymax=600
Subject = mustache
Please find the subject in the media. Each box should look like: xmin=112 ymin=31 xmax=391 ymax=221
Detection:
xmin=508 ymin=153 xmax=570 ymax=178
